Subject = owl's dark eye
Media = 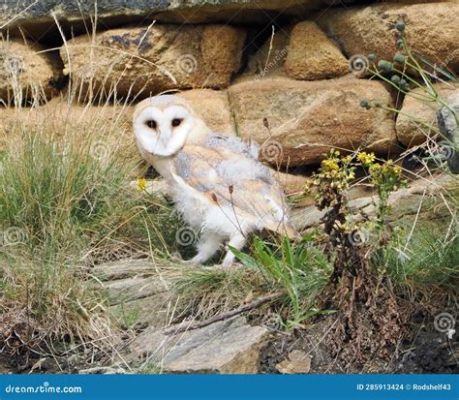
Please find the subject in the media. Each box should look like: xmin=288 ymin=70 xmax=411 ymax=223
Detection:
xmin=171 ymin=118 xmax=183 ymax=128
xmin=145 ymin=120 xmax=157 ymax=130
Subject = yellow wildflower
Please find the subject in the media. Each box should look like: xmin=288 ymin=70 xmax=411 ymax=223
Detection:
xmin=137 ymin=177 xmax=147 ymax=191
xmin=393 ymin=165 xmax=402 ymax=176
xmin=321 ymin=159 xmax=340 ymax=172
xmin=357 ymin=152 xmax=376 ymax=166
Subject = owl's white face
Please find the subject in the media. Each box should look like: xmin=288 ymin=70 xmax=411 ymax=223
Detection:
xmin=134 ymin=102 xmax=195 ymax=157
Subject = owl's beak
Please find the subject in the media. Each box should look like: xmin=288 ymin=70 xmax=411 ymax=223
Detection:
xmin=158 ymin=129 xmax=172 ymax=147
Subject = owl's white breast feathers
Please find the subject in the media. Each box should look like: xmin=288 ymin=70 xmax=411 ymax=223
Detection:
xmin=168 ymin=140 xmax=295 ymax=238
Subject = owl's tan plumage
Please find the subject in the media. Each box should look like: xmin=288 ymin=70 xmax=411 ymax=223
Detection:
xmin=173 ymin=145 xmax=296 ymax=237
xmin=133 ymin=94 xmax=298 ymax=267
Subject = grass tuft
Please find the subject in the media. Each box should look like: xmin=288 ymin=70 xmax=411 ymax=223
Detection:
xmin=0 ymin=120 xmax=176 ymax=356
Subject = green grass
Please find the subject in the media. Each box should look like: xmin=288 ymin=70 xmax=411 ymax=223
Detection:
xmin=175 ymin=263 xmax=264 ymax=320
xmin=382 ymin=224 xmax=459 ymax=291
xmin=233 ymin=236 xmax=333 ymax=328
xmin=0 ymin=128 xmax=176 ymax=342
xmin=175 ymin=235 xmax=332 ymax=328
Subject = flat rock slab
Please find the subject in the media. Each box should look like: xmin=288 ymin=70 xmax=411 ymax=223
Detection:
xmin=93 ymin=259 xmax=175 ymax=326
xmin=92 ymin=259 xmax=162 ymax=281
xmin=109 ymin=294 xmax=171 ymax=330
xmin=127 ymin=316 xmax=269 ymax=373
xmin=291 ymin=175 xmax=453 ymax=231
xmin=101 ymin=276 xmax=168 ymax=306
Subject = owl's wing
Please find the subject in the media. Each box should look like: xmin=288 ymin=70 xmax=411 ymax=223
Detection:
xmin=205 ymin=134 xmax=260 ymax=160
xmin=173 ymin=145 xmax=297 ymax=237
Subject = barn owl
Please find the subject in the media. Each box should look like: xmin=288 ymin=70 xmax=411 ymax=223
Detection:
xmin=133 ymin=95 xmax=299 ymax=267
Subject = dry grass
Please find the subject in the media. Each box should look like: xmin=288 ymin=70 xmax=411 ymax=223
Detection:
xmin=0 ymin=93 xmax=178 ymax=366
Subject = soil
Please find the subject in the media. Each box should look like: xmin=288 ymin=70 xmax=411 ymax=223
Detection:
xmin=258 ymin=312 xmax=458 ymax=374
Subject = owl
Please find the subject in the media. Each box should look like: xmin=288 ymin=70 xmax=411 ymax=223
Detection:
xmin=133 ymin=95 xmax=299 ymax=267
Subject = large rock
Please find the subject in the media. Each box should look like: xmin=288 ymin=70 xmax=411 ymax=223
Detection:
xmin=244 ymin=20 xmax=349 ymax=81
xmin=228 ymin=76 xmax=398 ymax=166
xmin=0 ymin=39 xmax=61 ymax=104
xmin=61 ymin=25 xmax=246 ymax=99
xmin=396 ymin=84 xmax=458 ymax=147
xmin=179 ymin=89 xmax=236 ymax=135
xmin=0 ymin=1 xmax=330 ymax=34
xmin=284 ymin=21 xmax=349 ymax=80
xmin=127 ymin=316 xmax=269 ymax=373
xmin=318 ymin=3 xmax=459 ymax=73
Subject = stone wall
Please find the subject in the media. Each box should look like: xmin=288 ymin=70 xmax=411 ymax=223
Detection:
xmin=0 ymin=0 xmax=458 ymax=168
